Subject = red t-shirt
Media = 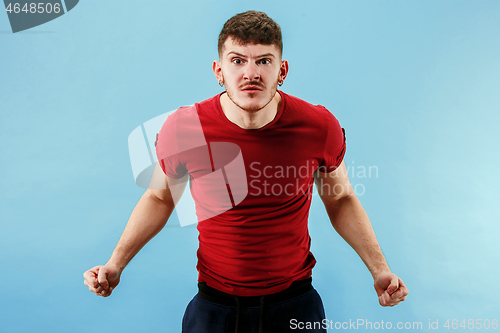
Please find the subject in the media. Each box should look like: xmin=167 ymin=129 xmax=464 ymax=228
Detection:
xmin=156 ymin=91 xmax=346 ymax=296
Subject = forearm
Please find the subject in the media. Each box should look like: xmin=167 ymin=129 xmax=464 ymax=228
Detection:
xmin=107 ymin=191 xmax=174 ymax=272
xmin=322 ymin=194 xmax=390 ymax=279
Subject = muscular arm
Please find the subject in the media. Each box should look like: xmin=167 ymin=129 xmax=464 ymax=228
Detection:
xmin=84 ymin=168 xmax=188 ymax=297
xmin=314 ymin=161 xmax=408 ymax=306
xmin=106 ymin=180 xmax=177 ymax=272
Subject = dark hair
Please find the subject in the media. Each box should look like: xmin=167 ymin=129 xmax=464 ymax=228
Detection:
xmin=218 ymin=11 xmax=283 ymax=57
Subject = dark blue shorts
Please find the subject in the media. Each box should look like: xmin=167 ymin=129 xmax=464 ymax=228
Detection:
xmin=182 ymin=287 xmax=327 ymax=333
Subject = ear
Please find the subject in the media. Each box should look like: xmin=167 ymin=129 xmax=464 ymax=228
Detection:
xmin=279 ymin=60 xmax=289 ymax=83
xmin=213 ymin=60 xmax=223 ymax=83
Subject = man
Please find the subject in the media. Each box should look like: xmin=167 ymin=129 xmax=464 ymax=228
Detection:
xmin=84 ymin=11 xmax=408 ymax=333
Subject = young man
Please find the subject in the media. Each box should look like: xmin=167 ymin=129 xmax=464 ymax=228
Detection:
xmin=84 ymin=11 xmax=408 ymax=333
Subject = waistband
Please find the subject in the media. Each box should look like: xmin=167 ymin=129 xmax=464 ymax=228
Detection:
xmin=197 ymin=278 xmax=313 ymax=307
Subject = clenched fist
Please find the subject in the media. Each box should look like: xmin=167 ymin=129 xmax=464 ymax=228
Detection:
xmin=83 ymin=264 xmax=121 ymax=297
xmin=374 ymin=272 xmax=409 ymax=307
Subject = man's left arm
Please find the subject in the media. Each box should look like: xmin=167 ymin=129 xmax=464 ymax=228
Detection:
xmin=314 ymin=161 xmax=409 ymax=307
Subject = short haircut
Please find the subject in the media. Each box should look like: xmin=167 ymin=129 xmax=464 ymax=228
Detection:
xmin=218 ymin=11 xmax=283 ymax=57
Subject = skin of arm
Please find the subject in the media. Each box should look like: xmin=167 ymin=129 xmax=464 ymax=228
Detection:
xmin=314 ymin=161 xmax=408 ymax=307
xmin=83 ymin=172 xmax=187 ymax=297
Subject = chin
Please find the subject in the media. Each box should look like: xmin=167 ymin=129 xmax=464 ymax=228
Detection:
xmin=229 ymin=97 xmax=263 ymax=113
xmin=227 ymin=87 xmax=276 ymax=112
xmin=237 ymin=102 xmax=264 ymax=113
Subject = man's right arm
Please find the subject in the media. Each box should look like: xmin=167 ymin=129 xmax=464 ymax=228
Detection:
xmin=83 ymin=172 xmax=187 ymax=297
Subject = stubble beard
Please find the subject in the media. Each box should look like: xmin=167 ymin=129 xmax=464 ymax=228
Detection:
xmin=226 ymin=77 xmax=279 ymax=113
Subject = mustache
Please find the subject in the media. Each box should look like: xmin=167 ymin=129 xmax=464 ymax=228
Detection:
xmin=240 ymin=82 xmax=265 ymax=89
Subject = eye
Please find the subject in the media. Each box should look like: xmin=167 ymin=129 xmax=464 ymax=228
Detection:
xmin=259 ymin=59 xmax=271 ymax=65
xmin=232 ymin=58 xmax=243 ymax=65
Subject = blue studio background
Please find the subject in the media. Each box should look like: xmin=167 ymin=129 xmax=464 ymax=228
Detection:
xmin=1 ymin=1 xmax=499 ymax=332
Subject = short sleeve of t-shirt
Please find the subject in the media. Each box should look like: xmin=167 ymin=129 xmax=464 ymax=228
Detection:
xmin=155 ymin=112 xmax=188 ymax=179
xmin=320 ymin=108 xmax=346 ymax=173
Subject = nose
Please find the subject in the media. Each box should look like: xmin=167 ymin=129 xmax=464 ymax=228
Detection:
xmin=243 ymin=62 xmax=260 ymax=81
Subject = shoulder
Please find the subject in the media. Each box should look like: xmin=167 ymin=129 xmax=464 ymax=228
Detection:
xmin=167 ymin=104 xmax=197 ymax=122
xmin=165 ymin=93 xmax=220 ymax=122
xmin=157 ymin=105 xmax=194 ymax=141
xmin=195 ymin=93 xmax=221 ymax=115
xmin=281 ymin=91 xmax=340 ymax=125
xmin=160 ymin=93 xmax=220 ymax=130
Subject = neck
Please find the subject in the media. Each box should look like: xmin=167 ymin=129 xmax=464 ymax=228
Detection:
xmin=220 ymin=91 xmax=281 ymax=129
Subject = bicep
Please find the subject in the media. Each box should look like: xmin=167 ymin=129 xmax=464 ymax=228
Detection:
xmin=314 ymin=160 xmax=353 ymax=203
xmin=146 ymin=163 xmax=188 ymax=207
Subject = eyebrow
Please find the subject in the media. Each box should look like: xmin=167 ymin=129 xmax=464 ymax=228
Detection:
xmin=226 ymin=51 xmax=276 ymax=59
